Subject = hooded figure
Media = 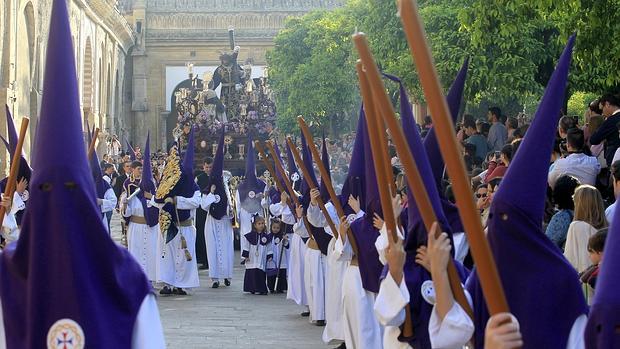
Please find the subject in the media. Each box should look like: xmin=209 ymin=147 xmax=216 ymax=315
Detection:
xmin=200 ymin=128 xmax=234 ymax=288
xmin=585 ymin=187 xmax=620 ymax=347
xmin=0 ymin=105 xmax=33 ymax=229
xmin=0 ymin=0 xmax=165 ymax=347
xmin=154 ymin=127 xmax=201 ymax=295
xmin=421 ymin=59 xmax=469 ymax=264
xmin=329 ymin=106 xmax=383 ymax=349
xmin=442 ymin=35 xmax=588 ymax=349
xmin=237 ymin=134 xmax=267 ymax=256
xmin=122 ymin=132 xmax=161 ymax=281
xmin=87 ymin=123 xmax=117 ymax=233
xmin=337 ymin=106 xmax=366 ymax=216
xmin=374 ymin=73 xmax=469 ymax=349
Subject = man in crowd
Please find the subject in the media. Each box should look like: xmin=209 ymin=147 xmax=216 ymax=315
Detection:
xmin=590 ymin=93 xmax=620 ymax=167
xmin=195 ymin=157 xmax=214 ymax=270
xmin=487 ymin=106 xmax=508 ymax=152
xmin=549 ymin=128 xmax=600 ymax=188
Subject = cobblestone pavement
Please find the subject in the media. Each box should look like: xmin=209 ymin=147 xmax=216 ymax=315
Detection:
xmin=110 ymin=213 xmax=327 ymax=349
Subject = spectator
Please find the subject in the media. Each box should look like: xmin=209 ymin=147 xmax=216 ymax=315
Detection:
xmin=564 ymin=185 xmax=607 ymax=273
xmin=464 ymin=118 xmax=488 ymax=161
xmin=579 ymin=228 xmax=607 ymax=291
xmin=548 ymin=128 xmax=600 ymax=188
xmin=457 ymin=114 xmax=475 ymax=142
xmin=486 ymin=144 xmax=513 ymax=182
xmin=587 ymin=114 xmax=606 ymax=167
xmin=558 ymin=116 xmax=577 ymax=140
xmin=506 ymin=116 xmax=519 ymax=143
xmin=604 ymin=160 xmax=620 ymax=224
xmin=486 ymin=106 xmax=507 ymax=152
xmin=589 ymin=93 xmax=620 ymax=167
xmin=584 ymin=99 xmax=602 ymax=142
xmin=545 ymin=175 xmax=580 ymax=249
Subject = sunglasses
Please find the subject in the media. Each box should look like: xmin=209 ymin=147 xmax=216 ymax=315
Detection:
xmin=475 ymin=192 xmax=488 ymax=199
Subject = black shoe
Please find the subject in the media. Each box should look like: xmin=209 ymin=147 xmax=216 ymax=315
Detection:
xmin=333 ymin=343 xmax=346 ymax=349
xmin=276 ymin=290 xmax=285 ymax=294
xmin=269 ymin=290 xmax=276 ymax=294
xmin=224 ymin=279 xmax=231 ymax=286
xmin=159 ymin=286 xmax=172 ymax=295
xmin=198 ymin=264 xmax=208 ymax=270
xmin=315 ymin=320 xmax=326 ymax=327
xmin=259 ymin=292 xmax=268 ymax=295
xmin=173 ymin=288 xmax=187 ymax=296
xmin=240 ymin=259 xmax=246 ymax=265
xmin=300 ymin=311 xmax=310 ymax=317
xmin=212 ymin=281 xmax=219 ymax=288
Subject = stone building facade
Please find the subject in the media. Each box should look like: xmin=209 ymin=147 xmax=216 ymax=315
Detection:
xmin=121 ymin=0 xmax=344 ymax=150
xmin=0 ymin=0 xmax=134 ymax=170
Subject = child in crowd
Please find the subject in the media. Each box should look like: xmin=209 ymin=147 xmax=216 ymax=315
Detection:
xmin=266 ymin=219 xmax=289 ymax=293
xmin=580 ymin=228 xmax=607 ymax=296
xmin=242 ymin=215 xmax=272 ymax=295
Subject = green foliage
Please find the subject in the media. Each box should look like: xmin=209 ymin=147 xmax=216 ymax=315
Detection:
xmin=267 ymin=0 xmax=620 ymax=136
xmin=567 ymin=91 xmax=599 ymax=122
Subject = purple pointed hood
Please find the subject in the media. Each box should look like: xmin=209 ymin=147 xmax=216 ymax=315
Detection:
xmin=585 ymin=190 xmax=620 ymax=347
xmin=206 ymin=128 xmax=229 ymax=220
xmin=467 ymin=35 xmax=586 ymax=349
xmin=319 ymin=134 xmax=332 ymax=203
xmin=270 ymin=141 xmax=286 ymax=203
xmin=383 ymin=73 xmax=452 ymax=251
xmin=300 ymin=131 xmax=319 ymax=210
xmin=285 ymin=141 xmax=301 ymax=192
xmin=0 ymin=1 xmax=150 ymax=347
xmin=338 ymin=106 xmax=366 ymax=214
xmin=238 ymin=134 xmax=266 ymax=213
xmin=422 ymin=58 xmax=469 ymax=234
xmin=125 ymin=138 xmax=136 ymax=161
xmin=139 ymin=132 xmax=159 ymax=227
xmin=361 ymin=110 xmax=381 ymax=219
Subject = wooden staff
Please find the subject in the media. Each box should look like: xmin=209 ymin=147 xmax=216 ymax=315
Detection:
xmin=354 ymin=63 xmax=400 ymax=246
xmin=285 ymin=137 xmax=342 ymax=243
xmin=0 ymin=118 xmax=29 ymax=229
xmin=356 ymin=56 xmax=473 ymax=320
xmin=265 ymin=141 xmax=315 ymax=237
xmin=397 ymin=0 xmax=509 ymax=315
xmin=87 ymin=127 xmax=100 ymax=160
xmin=255 ymin=141 xmax=287 ymax=195
xmin=296 ymin=118 xmax=359 ymax=253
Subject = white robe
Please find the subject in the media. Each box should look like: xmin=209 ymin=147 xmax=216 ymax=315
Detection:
xmin=374 ymin=224 xmax=414 ymax=348
xmin=122 ymin=194 xmax=160 ymax=281
xmin=153 ymin=191 xmax=201 ymax=289
xmin=243 ymin=232 xmax=272 ymax=271
xmin=300 ymin=220 xmax=326 ymax=322
xmin=283 ymin=206 xmax=308 ymax=306
xmin=100 ymin=187 xmax=117 ymax=233
xmin=334 ymin=216 xmax=383 ymax=349
xmin=1 ymin=192 xmax=25 ymax=243
xmin=0 ymin=294 xmax=166 ymax=348
xmin=307 ymin=203 xmax=346 ymax=343
xmin=236 ymin=189 xmax=269 ymax=257
xmin=200 ymin=193 xmax=234 ymax=280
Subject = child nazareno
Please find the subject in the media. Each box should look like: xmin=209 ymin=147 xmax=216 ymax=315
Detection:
xmin=242 ymin=215 xmax=272 ymax=295
xmin=266 ymin=218 xmax=289 ymax=293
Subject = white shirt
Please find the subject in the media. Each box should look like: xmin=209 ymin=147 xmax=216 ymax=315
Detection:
xmin=548 ymin=153 xmax=601 ymax=188
xmin=605 ymin=202 xmax=616 ymax=224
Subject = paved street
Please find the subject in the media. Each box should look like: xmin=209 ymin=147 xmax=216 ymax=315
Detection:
xmin=110 ymin=214 xmax=327 ymax=349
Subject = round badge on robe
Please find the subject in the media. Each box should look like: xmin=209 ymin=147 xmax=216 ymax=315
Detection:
xmin=47 ymin=318 xmax=85 ymax=349
xmin=346 ymin=214 xmax=357 ymax=224
xmin=275 ymin=237 xmax=281 ymax=244
xmin=421 ymin=280 xmax=436 ymax=305
xmin=248 ymin=191 xmax=256 ymax=199
xmin=214 ymin=194 xmax=221 ymax=203
xmin=290 ymin=172 xmax=300 ymax=182
xmin=261 ymin=236 xmax=267 ymax=244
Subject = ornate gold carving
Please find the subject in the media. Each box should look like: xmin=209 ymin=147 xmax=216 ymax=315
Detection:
xmin=156 ymin=145 xmax=181 ymax=199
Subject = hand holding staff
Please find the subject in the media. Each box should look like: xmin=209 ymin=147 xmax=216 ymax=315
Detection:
xmin=255 ymin=141 xmax=287 ymax=195
xmin=397 ymin=0 xmax=509 ymax=316
xmin=297 ymin=118 xmax=359 ymax=254
xmin=285 ymin=137 xmax=342 ymax=244
xmin=354 ymin=41 xmax=473 ymax=321
xmin=0 ymin=117 xmax=29 ymax=229
xmin=88 ymin=127 xmax=100 ymax=160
